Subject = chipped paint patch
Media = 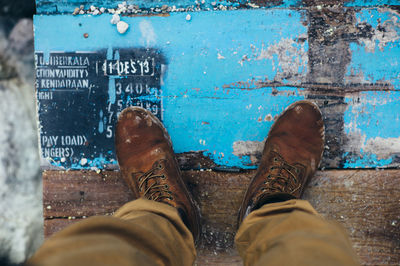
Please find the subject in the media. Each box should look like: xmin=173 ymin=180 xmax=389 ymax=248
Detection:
xmin=364 ymin=137 xmax=400 ymax=159
xmin=232 ymin=139 xmax=264 ymax=164
xmin=345 ymin=131 xmax=400 ymax=160
xmin=344 ymin=91 xmax=400 ymax=167
xmin=345 ymin=8 xmax=400 ymax=88
xmin=244 ymin=36 xmax=308 ymax=84
xmin=358 ymin=8 xmax=400 ymax=53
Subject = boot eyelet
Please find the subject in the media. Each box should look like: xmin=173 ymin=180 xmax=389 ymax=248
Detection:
xmin=168 ymin=196 xmax=173 ymax=200
xmin=295 ymin=168 xmax=300 ymax=174
xmin=157 ymin=164 xmax=163 ymax=169
xmin=164 ymin=184 xmax=169 ymax=189
xmin=273 ymin=157 xmax=278 ymax=162
xmin=161 ymin=174 xmax=166 ymax=179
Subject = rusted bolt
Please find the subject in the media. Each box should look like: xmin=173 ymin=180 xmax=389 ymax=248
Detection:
xmin=83 ymin=33 xmax=89 ymax=38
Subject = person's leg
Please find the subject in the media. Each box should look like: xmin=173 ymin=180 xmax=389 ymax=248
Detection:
xmin=27 ymin=107 xmax=200 ymax=266
xmin=235 ymin=199 xmax=359 ymax=266
xmin=236 ymin=101 xmax=359 ymax=266
xmin=27 ymin=198 xmax=196 ymax=266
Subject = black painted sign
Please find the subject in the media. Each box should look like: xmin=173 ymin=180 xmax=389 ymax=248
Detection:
xmin=35 ymin=48 xmax=165 ymax=169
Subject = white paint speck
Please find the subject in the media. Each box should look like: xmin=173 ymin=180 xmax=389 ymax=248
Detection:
xmin=80 ymin=158 xmax=88 ymax=166
xmin=110 ymin=14 xmax=120 ymax=24
xmin=186 ymin=14 xmax=191 ymax=21
xmin=264 ymin=114 xmax=273 ymax=121
xmin=247 ymin=3 xmax=259 ymax=8
xmin=217 ymin=53 xmax=225 ymax=60
xmin=117 ymin=21 xmax=129 ymax=34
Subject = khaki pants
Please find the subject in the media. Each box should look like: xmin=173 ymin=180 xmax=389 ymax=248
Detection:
xmin=27 ymin=198 xmax=359 ymax=266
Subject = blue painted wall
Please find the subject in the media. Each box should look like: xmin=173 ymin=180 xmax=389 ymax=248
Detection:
xmin=34 ymin=7 xmax=400 ymax=169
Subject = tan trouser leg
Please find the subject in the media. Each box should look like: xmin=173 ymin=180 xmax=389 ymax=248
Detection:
xmin=26 ymin=198 xmax=196 ymax=266
xmin=235 ymin=199 xmax=359 ymax=266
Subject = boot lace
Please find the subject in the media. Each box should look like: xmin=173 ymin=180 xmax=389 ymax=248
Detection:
xmin=133 ymin=160 xmax=173 ymax=202
xmin=261 ymin=153 xmax=303 ymax=195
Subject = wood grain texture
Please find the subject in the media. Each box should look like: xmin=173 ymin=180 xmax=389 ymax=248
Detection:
xmin=43 ymin=169 xmax=400 ymax=265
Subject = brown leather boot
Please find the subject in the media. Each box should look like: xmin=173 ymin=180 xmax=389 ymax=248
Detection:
xmin=115 ymin=107 xmax=200 ymax=243
xmin=238 ymin=100 xmax=325 ymax=224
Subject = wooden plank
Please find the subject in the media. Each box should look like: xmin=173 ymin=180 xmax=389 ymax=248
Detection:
xmin=43 ymin=169 xmax=400 ymax=265
xmin=33 ymin=8 xmax=400 ymax=170
xmin=43 ymin=170 xmax=134 ymax=218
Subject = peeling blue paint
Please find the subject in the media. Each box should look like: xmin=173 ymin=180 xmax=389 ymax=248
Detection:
xmin=34 ymin=7 xmax=400 ymax=169
xmin=35 ymin=10 xmax=310 ymax=169
xmin=342 ymin=152 xmax=393 ymax=168
xmin=346 ymin=9 xmax=400 ymax=88
xmin=344 ymin=91 xmax=400 ymax=167
xmin=167 ymin=87 xmax=306 ymax=167
xmin=345 ymin=0 xmax=400 ymax=7
xmin=35 ymin=0 xmax=399 ymax=14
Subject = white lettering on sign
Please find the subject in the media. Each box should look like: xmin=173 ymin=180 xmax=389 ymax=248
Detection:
xmin=115 ymin=82 xmax=153 ymax=95
xmin=61 ymin=135 xmax=88 ymax=146
xmin=36 ymin=50 xmax=163 ymax=168
xmin=41 ymin=135 xmax=87 ymax=159
xmin=36 ymin=68 xmax=89 ymax=79
xmin=43 ymin=147 xmax=73 ymax=158
xmin=38 ymin=91 xmax=53 ymax=100
xmin=36 ymin=54 xmax=91 ymax=91
xmin=42 ymin=135 xmax=59 ymax=147
xmin=40 ymin=79 xmax=90 ymax=89
xmin=42 ymin=135 xmax=87 ymax=147
xmin=36 ymin=55 xmax=90 ymax=66
xmin=101 ymin=58 xmax=155 ymax=76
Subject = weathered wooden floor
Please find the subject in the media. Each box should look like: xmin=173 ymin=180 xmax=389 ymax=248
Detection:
xmin=43 ymin=169 xmax=400 ymax=265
